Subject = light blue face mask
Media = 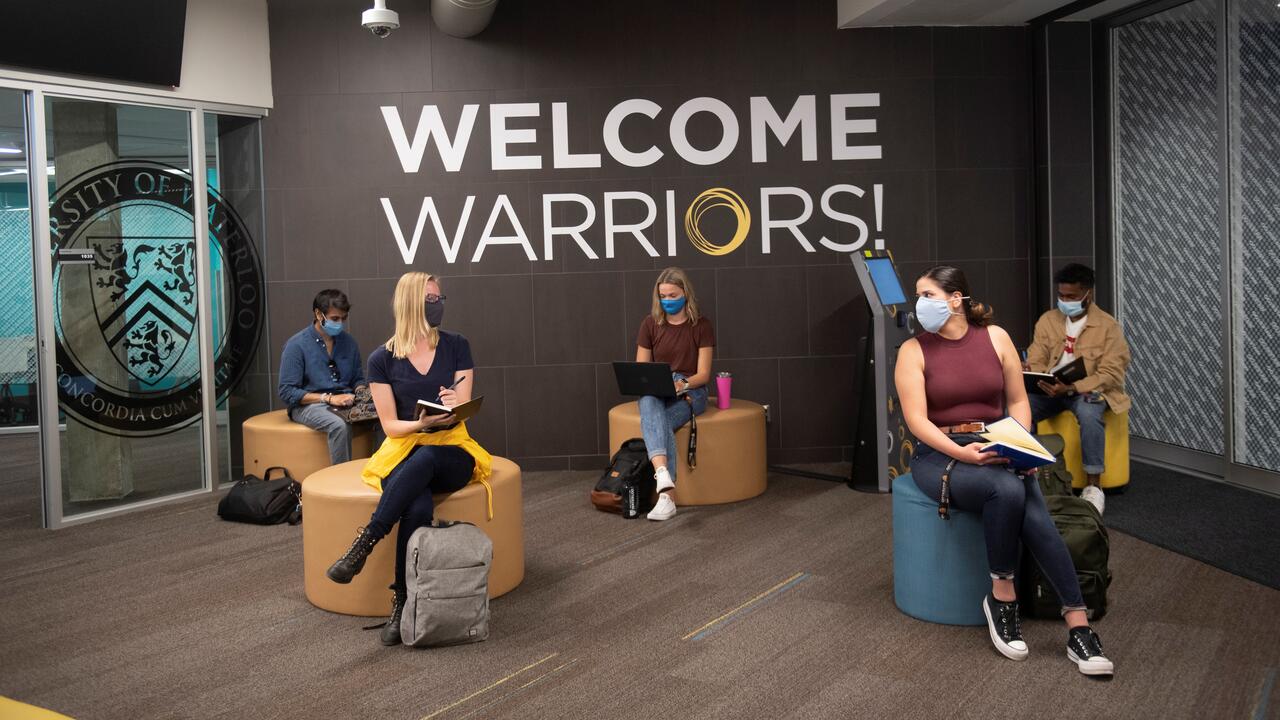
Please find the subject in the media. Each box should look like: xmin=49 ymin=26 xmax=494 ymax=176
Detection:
xmin=1057 ymin=291 xmax=1090 ymax=318
xmin=660 ymin=297 xmax=686 ymax=315
xmin=321 ymin=319 xmax=344 ymax=336
xmin=914 ymin=295 xmax=966 ymax=334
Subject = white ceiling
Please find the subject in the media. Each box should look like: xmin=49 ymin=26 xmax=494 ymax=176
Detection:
xmin=836 ymin=0 xmax=1143 ymax=27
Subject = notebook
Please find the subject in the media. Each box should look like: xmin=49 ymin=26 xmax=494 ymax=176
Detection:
xmin=1024 ymin=357 xmax=1086 ymax=395
xmin=416 ymin=395 xmax=484 ymax=424
xmin=978 ymin=417 xmax=1055 ymax=470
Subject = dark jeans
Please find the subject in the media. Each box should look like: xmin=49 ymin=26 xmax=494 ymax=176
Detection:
xmin=365 ymin=445 xmax=474 ymax=587
xmin=910 ymin=438 xmax=1086 ymax=612
xmin=1030 ymin=392 xmax=1107 ymax=475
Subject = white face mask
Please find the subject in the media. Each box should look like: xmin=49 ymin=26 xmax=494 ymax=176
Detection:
xmin=915 ymin=294 xmax=968 ymax=333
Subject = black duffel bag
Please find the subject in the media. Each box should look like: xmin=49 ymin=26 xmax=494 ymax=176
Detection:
xmin=218 ymin=466 xmax=302 ymax=525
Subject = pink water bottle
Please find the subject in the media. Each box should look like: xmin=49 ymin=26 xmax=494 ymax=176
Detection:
xmin=715 ymin=372 xmax=732 ymax=410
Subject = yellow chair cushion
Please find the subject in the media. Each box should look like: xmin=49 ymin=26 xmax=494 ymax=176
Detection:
xmin=1037 ymin=410 xmax=1130 ymax=489
xmin=0 ymin=696 xmax=75 ymax=720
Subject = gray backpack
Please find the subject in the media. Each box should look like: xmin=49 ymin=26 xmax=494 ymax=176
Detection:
xmin=401 ymin=520 xmax=493 ymax=647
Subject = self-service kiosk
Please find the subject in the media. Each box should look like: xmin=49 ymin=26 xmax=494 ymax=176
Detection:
xmin=850 ymin=251 xmax=917 ymax=493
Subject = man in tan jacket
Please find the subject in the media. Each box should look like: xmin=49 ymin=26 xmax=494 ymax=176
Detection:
xmin=1025 ymin=263 xmax=1131 ymax=512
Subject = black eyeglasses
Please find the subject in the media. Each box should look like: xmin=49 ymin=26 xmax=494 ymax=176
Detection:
xmin=425 ymin=294 xmax=447 ymax=304
xmin=327 ymin=359 xmax=340 ymax=382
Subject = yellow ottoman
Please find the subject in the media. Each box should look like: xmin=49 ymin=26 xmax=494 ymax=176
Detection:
xmin=0 ymin=697 xmax=74 ymax=720
xmin=607 ymin=399 xmax=767 ymax=505
xmin=1037 ymin=410 xmax=1130 ymax=490
xmin=241 ymin=409 xmax=375 ymax=482
xmin=302 ymin=456 xmax=524 ymax=617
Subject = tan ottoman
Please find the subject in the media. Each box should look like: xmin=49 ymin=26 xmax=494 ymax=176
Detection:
xmin=607 ymin=399 xmax=767 ymax=505
xmin=302 ymin=456 xmax=524 ymax=616
xmin=241 ymin=409 xmax=375 ymax=482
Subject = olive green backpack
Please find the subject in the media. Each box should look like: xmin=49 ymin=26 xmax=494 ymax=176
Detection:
xmin=1022 ymin=434 xmax=1113 ymax=620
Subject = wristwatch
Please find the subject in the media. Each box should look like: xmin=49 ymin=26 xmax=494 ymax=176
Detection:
xmin=322 ymin=393 xmax=331 ymax=405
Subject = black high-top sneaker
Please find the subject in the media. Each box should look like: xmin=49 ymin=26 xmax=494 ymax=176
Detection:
xmin=380 ymin=585 xmax=407 ymax=646
xmin=982 ymin=595 xmax=1029 ymax=660
xmin=326 ymin=527 xmax=378 ymax=584
xmin=1067 ymin=627 xmax=1114 ymax=676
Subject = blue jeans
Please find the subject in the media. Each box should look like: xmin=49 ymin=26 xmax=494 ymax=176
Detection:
xmin=1030 ymin=392 xmax=1106 ymax=475
xmin=365 ymin=445 xmax=474 ymax=587
xmin=910 ymin=439 xmax=1086 ymax=613
xmin=289 ymin=403 xmax=351 ymax=464
xmin=637 ymin=374 xmax=708 ymax=484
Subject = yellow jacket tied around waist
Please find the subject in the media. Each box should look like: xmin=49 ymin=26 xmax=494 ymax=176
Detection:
xmin=360 ymin=422 xmax=494 ymax=519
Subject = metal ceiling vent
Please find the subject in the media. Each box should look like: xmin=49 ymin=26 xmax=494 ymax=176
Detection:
xmin=431 ymin=0 xmax=499 ymax=37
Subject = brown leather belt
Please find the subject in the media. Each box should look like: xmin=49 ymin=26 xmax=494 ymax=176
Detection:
xmin=939 ymin=422 xmax=986 ymax=434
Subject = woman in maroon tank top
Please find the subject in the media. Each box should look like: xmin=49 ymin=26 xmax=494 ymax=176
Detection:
xmin=895 ymin=266 xmax=1115 ymax=677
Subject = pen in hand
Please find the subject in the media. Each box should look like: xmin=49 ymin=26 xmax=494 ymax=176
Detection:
xmin=433 ymin=376 xmax=466 ymax=404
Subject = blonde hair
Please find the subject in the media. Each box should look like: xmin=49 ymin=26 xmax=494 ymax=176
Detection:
xmin=385 ymin=272 xmax=440 ymax=358
xmin=650 ymin=267 xmax=701 ymax=326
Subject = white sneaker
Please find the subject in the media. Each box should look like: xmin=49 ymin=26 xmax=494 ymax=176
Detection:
xmin=647 ymin=492 xmax=676 ymax=521
xmin=1081 ymin=485 xmax=1106 ymax=515
xmin=654 ymin=467 xmax=675 ymax=494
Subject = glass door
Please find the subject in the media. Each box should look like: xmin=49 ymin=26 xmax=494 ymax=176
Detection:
xmin=44 ymin=97 xmax=207 ymax=518
xmin=0 ymin=88 xmax=40 ymax=529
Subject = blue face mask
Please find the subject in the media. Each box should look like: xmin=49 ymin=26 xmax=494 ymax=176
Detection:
xmin=321 ymin=319 xmax=344 ymax=336
xmin=660 ymin=297 xmax=686 ymax=315
xmin=914 ymin=295 xmax=965 ymax=334
xmin=1057 ymin=292 xmax=1089 ymax=318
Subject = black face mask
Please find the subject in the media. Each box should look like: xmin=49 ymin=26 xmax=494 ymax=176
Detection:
xmin=424 ymin=299 xmax=445 ymax=328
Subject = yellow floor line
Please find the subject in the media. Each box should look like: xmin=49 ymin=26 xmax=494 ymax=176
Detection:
xmin=681 ymin=571 xmax=806 ymax=641
xmin=421 ymin=652 xmax=560 ymax=720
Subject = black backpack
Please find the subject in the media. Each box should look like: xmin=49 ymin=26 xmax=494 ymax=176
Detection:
xmin=591 ymin=439 xmax=656 ymax=518
xmin=218 ymin=466 xmax=303 ymax=525
xmin=1020 ymin=495 xmax=1111 ymax=620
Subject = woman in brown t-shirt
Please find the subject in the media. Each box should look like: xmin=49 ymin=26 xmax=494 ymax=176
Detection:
xmin=634 ymin=267 xmax=714 ymax=520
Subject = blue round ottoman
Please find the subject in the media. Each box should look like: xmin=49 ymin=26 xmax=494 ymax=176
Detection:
xmin=892 ymin=473 xmax=989 ymax=626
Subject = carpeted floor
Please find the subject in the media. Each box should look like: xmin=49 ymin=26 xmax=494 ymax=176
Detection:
xmin=1104 ymin=461 xmax=1280 ymax=590
xmin=1 ymin=461 xmax=1278 ymax=720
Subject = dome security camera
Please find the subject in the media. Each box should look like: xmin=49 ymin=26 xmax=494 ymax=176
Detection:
xmin=361 ymin=0 xmax=399 ymax=38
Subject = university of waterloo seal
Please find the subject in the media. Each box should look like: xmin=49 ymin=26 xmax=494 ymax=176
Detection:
xmin=50 ymin=161 xmax=263 ymax=437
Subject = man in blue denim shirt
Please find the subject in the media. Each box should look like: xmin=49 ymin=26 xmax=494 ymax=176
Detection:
xmin=278 ymin=289 xmax=367 ymax=464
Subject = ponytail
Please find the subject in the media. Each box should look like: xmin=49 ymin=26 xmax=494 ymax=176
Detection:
xmin=965 ymin=299 xmax=994 ymax=326
xmin=919 ymin=265 xmax=995 ymax=326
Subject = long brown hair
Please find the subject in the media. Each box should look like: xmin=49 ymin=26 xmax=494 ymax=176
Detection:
xmin=650 ymin=267 xmax=702 ymax=325
xmin=918 ymin=265 xmax=994 ymax=326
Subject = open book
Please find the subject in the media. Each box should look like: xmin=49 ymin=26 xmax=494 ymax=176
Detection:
xmin=1024 ymin=357 xmax=1086 ymax=395
xmin=978 ymin=417 xmax=1055 ymax=470
xmin=416 ymin=395 xmax=484 ymax=424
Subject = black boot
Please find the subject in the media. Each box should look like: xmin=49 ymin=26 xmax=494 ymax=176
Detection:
xmin=381 ymin=585 xmax=407 ymax=646
xmin=326 ymin=527 xmax=378 ymax=584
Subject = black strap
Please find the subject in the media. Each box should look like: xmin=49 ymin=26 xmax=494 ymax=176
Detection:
xmin=939 ymin=459 xmax=958 ymax=520
xmin=262 ymin=466 xmax=291 ymax=482
xmin=686 ymin=395 xmax=698 ymax=469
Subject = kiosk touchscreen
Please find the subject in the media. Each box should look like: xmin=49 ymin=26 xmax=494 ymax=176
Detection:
xmin=851 ymin=251 xmax=917 ymax=493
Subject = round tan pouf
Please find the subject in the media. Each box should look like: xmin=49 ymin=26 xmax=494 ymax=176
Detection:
xmin=242 ymin=409 xmax=375 ymax=482
xmin=302 ymin=455 xmax=524 ymax=617
xmin=607 ymin=399 xmax=767 ymax=505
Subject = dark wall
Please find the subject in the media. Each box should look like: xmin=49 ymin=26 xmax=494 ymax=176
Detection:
xmin=1033 ymin=21 xmax=1096 ymax=305
xmin=261 ymin=0 xmax=1033 ymax=469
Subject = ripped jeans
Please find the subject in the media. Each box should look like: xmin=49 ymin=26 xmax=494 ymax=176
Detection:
xmin=636 ymin=373 xmax=708 ymax=485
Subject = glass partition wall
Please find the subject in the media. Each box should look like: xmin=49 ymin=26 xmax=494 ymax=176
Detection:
xmin=1111 ymin=0 xmax=1280 ymax=495
xmin=3 ymin=83 xmax=267 ymax=528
